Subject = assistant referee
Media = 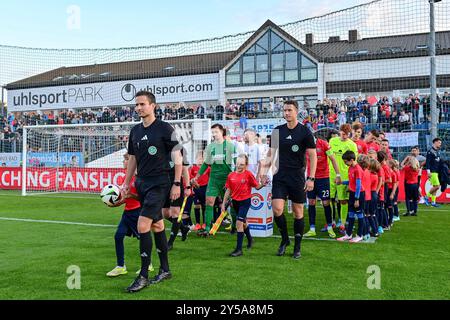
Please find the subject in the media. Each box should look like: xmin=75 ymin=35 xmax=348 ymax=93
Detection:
xmin=260 ymin=100 xmax=317 ymax=259
xmin=123 ymin=90 xmax=182 ymax=293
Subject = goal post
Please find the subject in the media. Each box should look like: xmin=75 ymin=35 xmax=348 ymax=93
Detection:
xmin=21 ymin=118 xmax=211 ymax=196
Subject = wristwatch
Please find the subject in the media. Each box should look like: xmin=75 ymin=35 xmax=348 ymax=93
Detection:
xmin=307 ymin=177 xmax=315 ymax=182
xmin=173 ymin=181 xmax=181 ymax=187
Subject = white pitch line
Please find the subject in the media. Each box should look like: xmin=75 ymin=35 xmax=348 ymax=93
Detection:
xmin=0 ymin=217 xmax=116 ymax=228
xmin=0 ymin=194 xmax=99 ymax=200
xmin=0 ymin=217 xmax=377 ymax=243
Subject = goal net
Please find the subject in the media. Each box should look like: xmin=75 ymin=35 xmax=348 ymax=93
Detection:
xmin=21 ymin=119 xmax=211 ymax=196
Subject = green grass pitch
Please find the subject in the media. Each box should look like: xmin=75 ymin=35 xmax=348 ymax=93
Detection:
xmin=0 ymin=190 xmax=448 ymax=300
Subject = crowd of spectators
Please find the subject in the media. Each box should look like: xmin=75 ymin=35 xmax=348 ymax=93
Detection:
xmin=1 ymin=92 xmax=450 ymax=153
xmin=303 ymin=92 xmax=450 ymax=132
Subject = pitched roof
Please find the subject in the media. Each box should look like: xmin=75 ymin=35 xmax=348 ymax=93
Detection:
xmin=309 ymin=31 xmax=450 ymax=63
xmin=231 ymin=19 xmax=320 ymax=62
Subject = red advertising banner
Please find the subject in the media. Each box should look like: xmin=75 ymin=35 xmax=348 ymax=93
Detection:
xmin=0 ymin=167 xmax=125 ymax=193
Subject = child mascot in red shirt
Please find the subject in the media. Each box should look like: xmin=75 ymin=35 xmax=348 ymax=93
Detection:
xmin=222 ymin=154 xmax=267 ymax=257
xmin=337 ymin=150 xmax=366 ymax=243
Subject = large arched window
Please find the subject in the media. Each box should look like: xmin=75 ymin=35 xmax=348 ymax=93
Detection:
xmin=226 ymin=30 xmax=317 ymax=87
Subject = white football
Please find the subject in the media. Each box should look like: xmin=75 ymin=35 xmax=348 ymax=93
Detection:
xmin=100 ymin=184 xmax=122 ymax=207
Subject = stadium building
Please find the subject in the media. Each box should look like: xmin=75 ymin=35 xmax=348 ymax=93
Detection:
xmin=6 ymin=20 xmax=450 ymax=113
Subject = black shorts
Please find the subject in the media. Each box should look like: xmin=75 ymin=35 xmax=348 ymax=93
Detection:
xmin=116 ymin=209 xmax=140 ymax=238
xmin=363 ymin=196 xmax=371 ymax=215
xmin=383 ymin=183 xmax=389 ymax=205
xmin=232 ymin=198 xmax=252 ymax=222
xmin=307 ymin=177 xmax=330 ymax=201
xmin=385 ymin=188 xmax=393 ymax=207
xmin=163 ymin=183 xmax=185 ymax=209
xmin=393 ymin=189 xmax=399 ymax=204
xmin=405 ymin=183 xmax=419 ymax=201
xmin=135 ymin=175 xmax=170 ymax=222
xmin=184 ymin=195 xmax=194 ymax=215
xmin=370 ymin=191 xmax=378 ymax=215
xmin=272 ymin=170 xmax=306 ymax=204
xmin=193 ymin=185 xmax=207 ymax=206
xmin=349 ymin=191 xmax=365 ymax=214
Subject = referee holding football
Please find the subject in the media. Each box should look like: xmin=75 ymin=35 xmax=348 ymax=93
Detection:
xmin=123 ymin=90 xmax=182 ymax=293
xmin=260 ymin=100 xmax=317 ymax=259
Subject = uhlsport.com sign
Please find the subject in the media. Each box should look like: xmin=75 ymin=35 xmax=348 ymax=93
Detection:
xmin=7 ymin=73 xmax=219 ymax=112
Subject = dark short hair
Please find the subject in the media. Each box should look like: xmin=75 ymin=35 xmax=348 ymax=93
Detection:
xmin=327 ymin=129 xmax=339 ymax=141
xmin=211 ymin=123 xmax=226 ymax=137
xmin=135 ymin=91 xmax=156 ymax=104
xmin=283 ymin=100 xmax=298 ymax=109
xmin=377 ymin=150 xmax=388 ymax=162
xmin=342 ymin=150 xmax=356 ymax=162
xmin=433 ymin=138 xmax=442 ymax=144
xmin=381 ymin=139 xmax=389 ymax=143
xmin=370 ymin=129 xmax=380 ymax=138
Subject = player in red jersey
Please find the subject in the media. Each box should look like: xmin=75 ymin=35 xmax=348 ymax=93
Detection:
xmin=337 ymin=151 xmax=366 ymax=243
xmin=222 ymin=154 xmax=267 ymax=257
xmin=403 ymin=156 xmax=420 ymax=216
xmin=364 ymin=129 xmax=381 ymax=153
xmin=386 ymin=159 xmax=399 ymax=227
xmin=352 ymin=123 xmax=368 ymax=155
xmin=357 ymin=155 xmax=372 ymax=241
xmin=186 ymin=151 xmax=211 ymax=231
xmin=369 ymin=150 xmax=386 ymax=235
xmin=392 ymin=160 xmax=401 ymax=219
xmin=395 ymin=165 xmax=401 ymax=218
xmin=378 ymin=151 xmax=391 ymax=231
xmin=368 ymin=158 xmax=381 ymax=237
xmin=304 ymin=137 xmax=341 ymax=239
xmin=381 ymin=139 xmax=393 ymax=160
xmin=107 ymin=153 xmax=148 ymax=277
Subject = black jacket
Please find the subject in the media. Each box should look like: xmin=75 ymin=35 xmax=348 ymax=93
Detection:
xmin=439 ymin=160 xmax=450 ymax=192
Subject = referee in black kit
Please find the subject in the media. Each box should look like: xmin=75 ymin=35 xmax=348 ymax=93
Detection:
xmin=259 ymin=100 xmax=317 ymax=259
xmin=122 ymin=91 xmax=182 ymax=293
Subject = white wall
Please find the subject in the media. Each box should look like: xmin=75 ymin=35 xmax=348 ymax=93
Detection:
xmin=224 ymin=82 xmax=318 ymax=101
xmin=324 ymin=55 xmax=450 ymax=82
xmin=317 ymin=63 xmax=326 ymax=100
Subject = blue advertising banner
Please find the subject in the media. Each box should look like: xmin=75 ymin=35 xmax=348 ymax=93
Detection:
xmin=27 ymin=152 xmax=84 ymax=168
xmin=0 ymin=153 xmax=21 ymax=167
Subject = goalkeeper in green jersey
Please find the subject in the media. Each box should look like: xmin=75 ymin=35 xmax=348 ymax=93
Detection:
xmin=191 ymin=124 xmax=238 ymax=235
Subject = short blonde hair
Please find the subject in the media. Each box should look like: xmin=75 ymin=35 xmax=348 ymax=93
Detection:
xmin=409 ymin=157 xmax=420 ymax=171
xmin=369 ymin=158 xmax=381 ymax=173
xmin=237 ymin=154 xmax=249 ymax=165
xmin=357 ymin=155 xmax=370 ymax=169
xmin=388 ymin=159 xmax=399 ymax=170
